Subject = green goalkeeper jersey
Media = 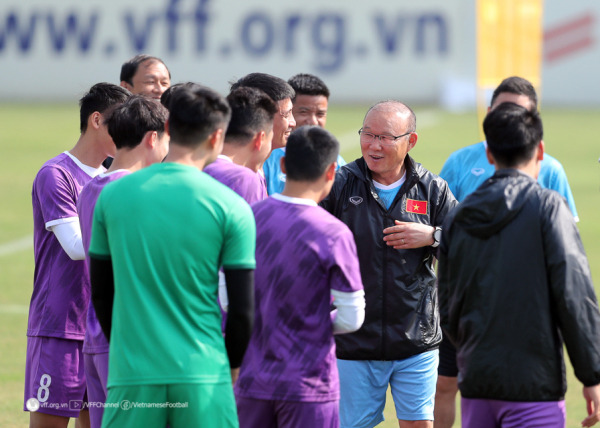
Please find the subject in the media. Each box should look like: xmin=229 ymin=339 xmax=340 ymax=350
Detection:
xmin=89 ymin=162 xmax=256 ymax=387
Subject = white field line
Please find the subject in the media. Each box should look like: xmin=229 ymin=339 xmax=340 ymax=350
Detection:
xmin=0 ymin=235 xmax=32 ymax=257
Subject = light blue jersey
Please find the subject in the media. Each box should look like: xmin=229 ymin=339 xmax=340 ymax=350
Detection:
xmin=374 ymin=187 xmax=400 ymax=210
xmin=263 ymin=147 xmax=347 ymax=195
xmin=439 ymin=141 xmax=579 ymax=221
xmin=372 ymin=176 xmax=405 ymax=210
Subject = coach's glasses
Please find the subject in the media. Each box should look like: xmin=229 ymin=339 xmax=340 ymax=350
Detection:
xmin=358 ymin=128 xmax=413 ymax=146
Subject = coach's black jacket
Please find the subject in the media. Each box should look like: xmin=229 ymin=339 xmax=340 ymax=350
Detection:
xmin=320 ymin=156 xmax=457 ymax=360
xmin=438 ymin=169 xmax=600 ymax=401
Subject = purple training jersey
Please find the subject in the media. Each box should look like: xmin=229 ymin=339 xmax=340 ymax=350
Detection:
xmin=77 ymin=170 xmax=130 ymax=354
xmin=28 ymin=152 xmax=101 ymax=340
xmin=204 ymin=156 xmax=267 ymax=332
xmin=235 ymin=195 xmax=363 ymax=402
xmin=204 ymin=156 xmax=267 ymax=204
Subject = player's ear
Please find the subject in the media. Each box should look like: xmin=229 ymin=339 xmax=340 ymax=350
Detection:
xmin=485 ymin=145 xmax=496 ymax=166
xmin=325 ymin=162 xmax=337 ymax=181
xmin=120 ymin=81 xmax=133 ymax=92
xmin=145 ymin=131 xmax=158 ymax=149
xmin=164 ymin=119 xmax=170 ymax=137
xmin=407 ymin=132 xmax=418 ymax=151
xmin=537 ymin=140 xmax=544 ymax=161
xmin=280 ymin=156 xmax=287 ymax=174
xmin=252 ymin=131 xmax=264 ymax=151
xmin=89 ymin=111 xmax=103 ymax=131
xmin=208 ymin=128 xmax=222 ymax=148
xmin=208 ymin=128 xmax=225 ymax=156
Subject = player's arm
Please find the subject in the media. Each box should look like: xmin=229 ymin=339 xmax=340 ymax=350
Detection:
xmin=437 ymin=225 xmax=456 ymax=345
xmin=224 ymin=268 xmax=254 ymax=381
xmin=89 ymin=255 xmax=114 ymax=342
xmin=218 ymin=270 xmax=229 ymax=312
xmin=329 ymin=230 xmax=365 ymax=334
xmin=552 ymin=170 xmax=579 ymax=222
xmin=544 ymin=196 xmax=600 ymax=388
xmin=331 ymin=289 xmax=365 ymax=334
xmin=36 ymin=166 xmax=86 ymax=260
xmin=50 ymin=220 xmax=86 ymax=260
xmin=222 ymin=195 xmax=256 ymax=383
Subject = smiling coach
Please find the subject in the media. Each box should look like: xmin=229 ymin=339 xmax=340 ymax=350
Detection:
xmin=320 ymin=100 xmax=457 ymax=428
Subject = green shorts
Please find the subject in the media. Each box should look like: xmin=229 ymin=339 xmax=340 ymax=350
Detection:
xmin=101 ymin=382 xmax=239 ymax=428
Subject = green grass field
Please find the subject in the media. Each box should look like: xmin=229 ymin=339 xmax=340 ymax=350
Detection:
xmin=1 ymin=103 xmax=599 ymax=428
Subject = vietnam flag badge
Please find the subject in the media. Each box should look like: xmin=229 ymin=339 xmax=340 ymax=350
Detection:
xmin=406 ymin=198 xmax=427 ymax=215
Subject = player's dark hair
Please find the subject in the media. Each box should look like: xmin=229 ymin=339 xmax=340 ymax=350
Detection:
xmin=230 ymin=72 xmax=295 ymax=103
xmin=288 ymin=73 xmax=330 ymax=99
xmin=168 ymin=85 xmax=231 ymax=147
xmin=105 ymin=95 xmax=168 ymax=150
xmin=120 ymin=54 xmax=171 ymax=85
xmin=284 ymin=126 xmax=339 ymax=181
xmin=79 ymin=83 xmax=131 ymax=133
xmin=483 ymin=102 xmax=543 ymax=167
xmin=491 ymin=76 xmax=538 ymax=111
xmin=225 ymin=87 xmax=278 ymax=145
xmin=160 ymin=82 xmax=203 ymax=110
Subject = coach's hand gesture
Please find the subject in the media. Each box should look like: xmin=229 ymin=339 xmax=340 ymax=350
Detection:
xmin=383 ymin=220 xmax=435 ymax=249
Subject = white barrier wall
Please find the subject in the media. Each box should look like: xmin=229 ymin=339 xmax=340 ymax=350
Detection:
xmin=0 ymin=0 xmax=597 ymax=105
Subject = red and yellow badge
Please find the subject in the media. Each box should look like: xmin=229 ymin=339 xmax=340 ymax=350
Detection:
xmin=406 ymin=198 xmax=427 ymax=215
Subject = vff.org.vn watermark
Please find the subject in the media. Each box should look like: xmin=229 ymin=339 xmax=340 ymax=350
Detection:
xmin=26 ymin=397 xmax=188 ymax=412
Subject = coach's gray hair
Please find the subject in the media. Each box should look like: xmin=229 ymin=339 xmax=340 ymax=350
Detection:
xmin=364 ymin=100 xmax=416 ymax=132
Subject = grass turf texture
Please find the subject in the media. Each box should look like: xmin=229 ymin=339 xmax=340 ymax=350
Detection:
xmin=1 ymin=103 xmax=599 ymax=428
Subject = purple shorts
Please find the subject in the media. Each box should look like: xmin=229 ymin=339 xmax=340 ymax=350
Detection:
xmin=236 ymin=396 xmax=339 ymax=428
xmin=462 ymin=397 xmax=566 ymax=428
xmin=84 ymin=352 xmax=109 ymax=428
xmin=24 ymin=336 xmax=87 ymax=418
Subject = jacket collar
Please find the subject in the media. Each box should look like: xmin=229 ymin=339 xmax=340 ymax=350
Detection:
xmin=492 ymin=168 xmax=536 ymax=181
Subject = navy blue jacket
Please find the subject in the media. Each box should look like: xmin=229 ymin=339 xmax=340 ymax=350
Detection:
xmin=321 ymin=156 xmax=457 ymax=360
xmin=438 ymin=169 xmax=600 ymax=400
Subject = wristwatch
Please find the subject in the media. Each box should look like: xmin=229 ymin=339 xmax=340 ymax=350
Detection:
xmin=431 ymin=226 xmax=442 ymax=248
